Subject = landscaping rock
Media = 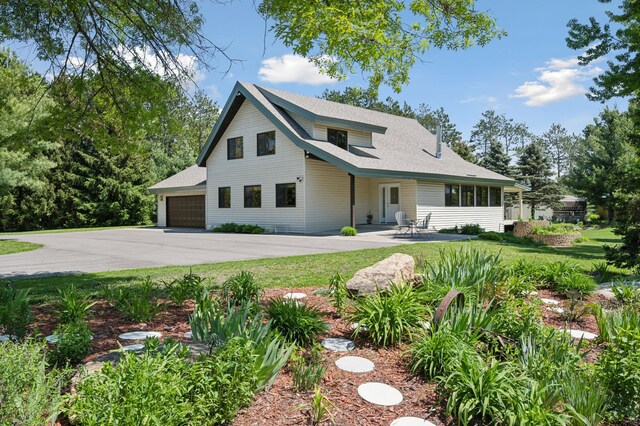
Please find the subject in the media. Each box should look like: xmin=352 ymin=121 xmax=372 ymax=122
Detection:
xmin=322 ymin=337 xmax=355 ymax=352
xmin=540 ymin=298 xmax=560 ymax=305
xmin=335 ymin=356 xmax=374 ymax=373
xmin=346 ymin=253 xmax=414 ymax=295
xmin=358 ymin=382 xmax=403 ymax=406
xmin=45 ymin=334 xmax=59 ymax=344
xmin=70 ymin=361 xmax=107 ymax=395
xmin=184 ymin=331 xmax=193 ymax=339
xmin=596 ymin=280 xmax=640 ymax=300
xmin=284 ymin=292 xmax=306 ymax=300
xmin=118 ymin=331 xmax=162 ymax=340
xmin=0 ymin=335 xmax=10 ymax=343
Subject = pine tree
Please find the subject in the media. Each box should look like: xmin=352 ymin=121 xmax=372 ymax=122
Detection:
xmin=479 ymin=140 xmax=511 ymax=177
xmin=517 ymin=142 xmax=562 ymax=216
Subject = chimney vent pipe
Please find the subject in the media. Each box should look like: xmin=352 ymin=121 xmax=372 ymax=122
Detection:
xmin=436 ymin=124 xmax=443 ymax=159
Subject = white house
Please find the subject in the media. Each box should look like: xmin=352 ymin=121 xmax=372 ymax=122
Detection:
xmin=149 ymin=82 xmax=525 ymax=233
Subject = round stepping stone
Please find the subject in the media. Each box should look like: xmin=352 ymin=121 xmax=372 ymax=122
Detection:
xmin=46 ymin=334 xmax=59 ymax=344
xmin=358 ymin=382 xmax=403 ymax=406
xmin=121 ymin=343 xmax=145 ymax=351
xmin=550 ymin=307 xmax=565 ymax=314
xmin=527 ymin=290 xmax=539 ymax=296
xmin=564 ymin=329 xmax=598 ymax=340
xmin=184 ymin=331 xmax=193 ymax=339
xmin=0 ymin=335 xmax=10 ymax=343
xmin=391 ymin=418 xmax=436 ymax=426
xmin=335 ymin=356 xmax=374 ymax=373
xmin=351 ymin=322 xmax=368 ymax=331
xmin=540 ymin=298 xmax=560 ymax=305
xmin=284 ymin=292 xmax=306 ymax=300
xmin=322 ymin=337 xmax=355 ymax=352
xmin=118 ymin=331 xmax=162 ymax=341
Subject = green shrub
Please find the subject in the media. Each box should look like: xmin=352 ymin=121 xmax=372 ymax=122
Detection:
xmin=531 ymin=223 xmax=581 ymax=235
xmin=266 ymin=298 xmax=326 ymax=346
xmin=586 ymin=213 xmax=601 ymax=223
xmin=555 ymin=271 xmax=597 ymax=296
xmin=595 ymin=305 xmax=640 ymax=343
xmin=328 ymin=272 xmax=349 ymax=316
xmin=56 ymin=285 xmax=96 ymax=324
xmin=562 ymin=371 xmax=607 ymax=426
xmin=221 ymin=271 xmax=262 ymax=307
xmin=597 ymin=327 xmax=640 ymax=421
xmin=418 ymin=247 xmax=505 ymax=304
xmin=508 ymin=258 xmax=547 ymax=288
xmin=0 ymin=284 xmax=33 ymax=340
xmin=437 ymin=223 xmax=485 ymax=235
xmin=350 ymin=282 xmax=427 ymax=347
xmin=0 ymin=341 xmax=64 ymax=425
xmin=477 ymin=231 xmax=541 ymax=246
xmin=541 ymin=261 xmax=581 ymax=287
xmin=573 ymin=236 xmax=590 ymax=244
xmin=290 ymin=344 xmax=326 ymax=391
xmin=492 ymin=297 xmax=542 ymax=341
xmin=47 ymin=320 xmax=92 ymax=366
xmin=340 ymin=226 xmax=357 ymax=236
xmin=409 ymin=327 xmax=479 ymax=380
xmin=163 ymin=270 xmax=206 ymax=306
xmin=69 ymin=338 xmax=260 ymax=425
xmin=104 ymin=277 xmax=160 ymax=322
xmin=591 ymin=261 xmax=615 ymax=284
xmin=212 ymin=223 xmax=264 ymax=234
xmin=611 ymin=280 xmax=640 ymax=305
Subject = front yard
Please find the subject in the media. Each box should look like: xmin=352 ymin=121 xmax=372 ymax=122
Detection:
xmin=0 ymin=240 xmax=42 ymax=255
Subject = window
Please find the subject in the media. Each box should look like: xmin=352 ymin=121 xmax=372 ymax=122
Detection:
xmin=490 ymin=187 xmax=502 ymax=207
xmin=461 ymin=186 xmax=474 ymax=207
xmin=390 ymin=187 xmax=399 ymax=205
xmin=218 ymin=187 xmax=231 ymax=208
xmin=227 ymin=137 xmax=243 ymax=160
xmin=476 ymin=186 xmax=489 ymax=207
xmin=327 ymin=128 xmax=348 ymax=150
xmin=257 ymin=131 xmax=276 ymax=156
xmin=445 ymin=184 xmax=460 ymax=207
xmin=244 ymin=185 xmax=261 ymax=208
xmin=276 ymin=183 xmax=296 ymax=207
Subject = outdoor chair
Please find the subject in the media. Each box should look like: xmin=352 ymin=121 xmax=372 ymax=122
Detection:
xmin=394 ymin=211 xmax=412 ymax=236
xmin=414 ymin=213 xmax=434 ymax=238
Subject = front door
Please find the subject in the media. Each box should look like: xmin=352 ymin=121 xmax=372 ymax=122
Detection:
xmin=379 ymin=184 xmax=401 ymax=223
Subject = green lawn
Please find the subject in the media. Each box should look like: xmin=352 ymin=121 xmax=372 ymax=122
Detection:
xmin=0 ymin=225 xmax=152 ymax=236
xmin=8 ymin=228 xmax=628 ymax=303
xmin=0 ymin=240 xmax=42 ymax=255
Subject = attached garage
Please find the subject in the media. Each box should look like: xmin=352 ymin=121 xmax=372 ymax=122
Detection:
xmin=148 ymin=165 xmax=207 ymax=228
xmin=166 ymin=195 xmax=205 ymax=228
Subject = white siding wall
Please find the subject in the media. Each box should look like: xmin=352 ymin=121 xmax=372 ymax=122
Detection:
xmin=287 ymin=111 xmax=314 ymax=136
xmin=304 ymin=159 xmax=350 ymax=233
xmin=156 ymin=190 xmax=206 ymax=227
xmin=416 ymin=181 xmax=504 ymax=232
xmin=368 ymin=179 xmax=417 ymax=223
xmin=313 ymin=124 xmax=372 ymax=147
xmin=205 ymin=100 xmax=306 ymax=232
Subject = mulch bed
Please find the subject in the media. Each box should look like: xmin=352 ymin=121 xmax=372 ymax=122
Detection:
xmin=30 ymin=286 xmax=609 ymax=426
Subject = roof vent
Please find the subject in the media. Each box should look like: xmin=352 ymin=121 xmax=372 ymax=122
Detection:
xmin=436 ymin=124 xmax=443 ymax=159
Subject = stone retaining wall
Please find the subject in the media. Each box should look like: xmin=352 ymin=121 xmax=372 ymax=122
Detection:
xmin=513 ymin=220 xmax=550 ymax=237
xmin=529 ymin=233 xmax=580 ymax=247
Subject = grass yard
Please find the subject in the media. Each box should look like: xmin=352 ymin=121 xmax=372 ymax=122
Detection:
xmin=0 ymin=240 xmax=42 ymax=255
xmin=9 ymin=228 xmax=628 ymax=303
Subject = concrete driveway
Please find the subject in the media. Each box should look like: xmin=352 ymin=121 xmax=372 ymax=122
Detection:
xmin=0 ymin=228 xmax=469 ymax=279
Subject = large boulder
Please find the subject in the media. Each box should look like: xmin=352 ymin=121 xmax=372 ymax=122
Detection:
xmin=346 ymin=253 xmax=415 ymax=296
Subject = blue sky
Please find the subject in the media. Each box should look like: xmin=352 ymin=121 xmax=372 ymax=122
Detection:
xmin=193 ymin=0 xmax=626 ymax=140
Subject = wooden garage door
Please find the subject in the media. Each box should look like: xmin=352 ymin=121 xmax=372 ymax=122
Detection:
xmin=166 ymin=195 xmax=205 ymax=228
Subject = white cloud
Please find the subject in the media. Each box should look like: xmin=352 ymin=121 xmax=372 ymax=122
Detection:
xmin=258 ymin=54 xmax=338 ymax=85
xmin=460 ymin=96 xmax=498 ymax=105
xmin=511 ymin=55 xmax=602 ymax=106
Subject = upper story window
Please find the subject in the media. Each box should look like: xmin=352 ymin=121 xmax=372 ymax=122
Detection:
xmin=461 ymin=186 xmax=475 ymax=207
xmin=257 ymin=131 xmax=276 ymax=156
xmin=444 ymin=184 xmax=459 ymax=207
xmin=490 ymin=187 xmax=502 ymax=207
xmin=218 ymin=187 xmax=231 ymax=208
xmin=244 ymin=185 xmax=261 ymax=208
xmin=327 ymin=128 xmax=348 ymax=150
xmin=227 ymin=137 xmax=243 ymax=160
xmin=276 ymin=183 xmax=296 ymax=208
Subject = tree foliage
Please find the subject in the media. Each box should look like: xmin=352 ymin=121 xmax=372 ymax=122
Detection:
xmin=470 ymin=110 xmax=531 ymax=158
xmin=540 ymin=123 xmax=577 ymax=180
xmin=516 ymin=142 xmax=562 ymax=216
xmin=480 ymin=140 xmax=512 ymax=178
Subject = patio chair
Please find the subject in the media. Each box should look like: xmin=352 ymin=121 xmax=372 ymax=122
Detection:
xmin=415 ymin=213 xmax=434 ymax=238
xmin=394 ymin=211 xmax=411 ymax=236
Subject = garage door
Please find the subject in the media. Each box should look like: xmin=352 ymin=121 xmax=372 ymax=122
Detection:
xmin=166 ymin=195 xmax=205 ymax=228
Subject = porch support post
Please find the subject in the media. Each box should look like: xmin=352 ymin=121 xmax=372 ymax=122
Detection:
xmin=349 ymin=173 xmax=355 ymax=228
xmin=519 ymin=190 xmax=524 ymax=219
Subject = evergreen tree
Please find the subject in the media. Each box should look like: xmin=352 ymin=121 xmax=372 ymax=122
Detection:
xmin=479 ymin=140 xmax=512 ymax=177
xmin=451 ymin=141 xmax=476 ymax=164
xmin=517 ymin=142 xmax=562 ymax=216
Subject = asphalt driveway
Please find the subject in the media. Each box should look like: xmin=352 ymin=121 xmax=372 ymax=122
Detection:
xmin=0 ymin=228 xmax=467 ymax=279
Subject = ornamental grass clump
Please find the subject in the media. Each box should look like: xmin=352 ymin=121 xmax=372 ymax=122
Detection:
xmin=104 ymin=277 xmax=161 ymax=322
xmin=555 ymin=271 xmax=597 ymax=296
xmin=163 ymin=270 xmax=207 ymax=306
xmin=0 ymin=283 xmax=33 ymax=340
xmin=221 ymin=271 xmax=262 ymax=307
xmin=265 ymin=298 xmax=326 ymax=347
xmin=55 ymin=285 xmax=96 ymax=324
xmin=350 ymin=282 xmax=428 ymax=347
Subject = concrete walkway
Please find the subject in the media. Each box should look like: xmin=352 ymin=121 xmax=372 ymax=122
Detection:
xmin=0 ymin=228 xmax=472 ymax=278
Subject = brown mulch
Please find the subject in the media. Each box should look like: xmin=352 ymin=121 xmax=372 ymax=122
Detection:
xmin=31 ymin=285 xmax=612 ymax=426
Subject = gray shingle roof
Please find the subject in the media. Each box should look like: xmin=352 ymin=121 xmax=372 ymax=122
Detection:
xmin=148 ymin=165 xmax=206 ymax=193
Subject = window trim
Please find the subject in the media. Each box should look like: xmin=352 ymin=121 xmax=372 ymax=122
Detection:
xmin=327 ymin=128 xmax=348 ymax=150
xmin=275 ymin=183 xmax=296 ymax=208
xmin=244 ymin=185 xmax=262 ymax=208
xmin=227 ymin=136 xmax=243 ymax=160
xmin=218 ymin=186 xmax=231 ymax=209
xmin=257 ymin=131 xmax=276 ymax=157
